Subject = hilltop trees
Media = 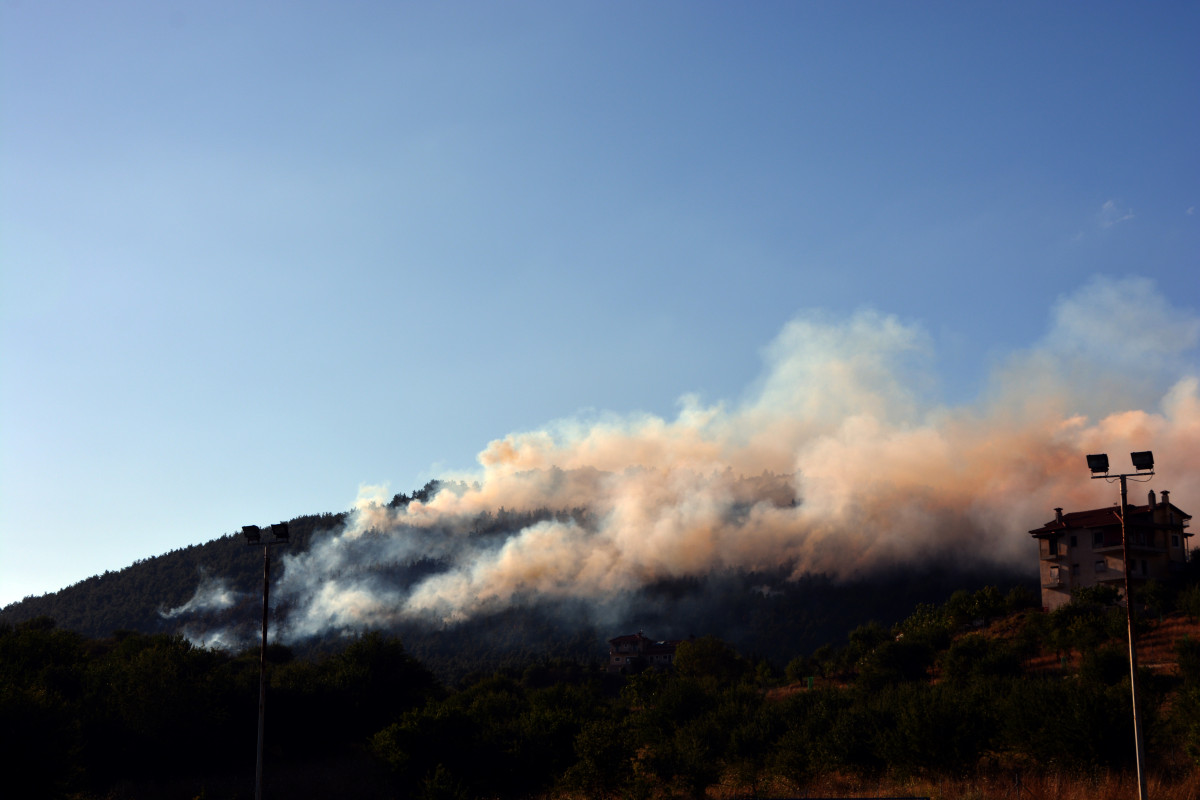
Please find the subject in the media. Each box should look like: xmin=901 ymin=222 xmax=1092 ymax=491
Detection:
xmin=5 ymin=561 xmax=1200 ymax=799
xmin=5 ymin=583 xmax=1200 ymax=799
xmin=0 ymin=620 xmax=430 ymax=798
xmin=0 ymin=513 xmax=346 ymax=640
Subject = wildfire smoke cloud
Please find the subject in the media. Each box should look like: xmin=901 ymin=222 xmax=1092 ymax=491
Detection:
xmin=249 ymin=276 xmax=1199 ymax=640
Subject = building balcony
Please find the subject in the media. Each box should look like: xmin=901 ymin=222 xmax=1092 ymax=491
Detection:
xmin=1094 ymin=543 xmax=1165 ymax=555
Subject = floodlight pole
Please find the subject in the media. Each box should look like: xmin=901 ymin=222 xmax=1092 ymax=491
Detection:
xmin=243 ymin=524 xmax=289 ymax=800
xmin=1090 ymin=463 xmax=1150 ymax=800
xmin=255 ymin=542 xmax=270 ymax=800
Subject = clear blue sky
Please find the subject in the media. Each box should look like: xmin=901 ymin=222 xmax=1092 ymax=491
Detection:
xmin=2 ymin=1 xmax=1197 ymax=607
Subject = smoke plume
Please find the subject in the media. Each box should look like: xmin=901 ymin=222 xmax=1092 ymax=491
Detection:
xmin=195 ymin=276 xmax=1200 ymax=644
xmin=161 ymin=572 xmax=238 ymax=618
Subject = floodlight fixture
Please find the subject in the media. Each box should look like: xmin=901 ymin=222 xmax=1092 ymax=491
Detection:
xmin=242 ymin=525 xmax=262 ymax=543
xmin=1082 ymin=446 xmax=1157 ymax=800
xmin=1131 ymin=451 xmax=1154 ymax=472
xmin=271 ymin=522 xmax=290 ymax=542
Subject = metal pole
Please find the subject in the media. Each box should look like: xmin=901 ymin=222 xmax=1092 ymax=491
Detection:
xmin=255 ymin=544 xmax=270 ymax=800
xmin=1119 ymin=475 xmax=1148 ymax=800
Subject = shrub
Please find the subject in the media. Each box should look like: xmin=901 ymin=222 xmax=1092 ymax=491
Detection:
xmin=1178 ymin=636 xmax=1200 ymax=689
xmin=1179 ymin=584 xmax=1200 ymax=622
xmin=1080 ymin=642 xmax=1129 ymax=685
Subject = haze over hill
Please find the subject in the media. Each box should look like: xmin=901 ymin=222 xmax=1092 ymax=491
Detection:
xmin=148 ymin=276 xmax=1200 ymax=650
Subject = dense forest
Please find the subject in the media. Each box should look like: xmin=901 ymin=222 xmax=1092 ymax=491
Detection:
xmin=4 ymin=580 xmax=1200 ymax=799
xmin=0 ymin=511 xmax=347 ymax=640
xmin=0 ymin=483 xmax=1039 ymax=682
xmin=4 ymin=487 xmax=1200 ymax=798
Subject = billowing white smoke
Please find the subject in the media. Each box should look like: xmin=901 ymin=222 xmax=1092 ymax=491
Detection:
xmin=161 ymin=572 xmax=238 ymax=617
xmin=249 ymin=276 xmax=1198 ymax=641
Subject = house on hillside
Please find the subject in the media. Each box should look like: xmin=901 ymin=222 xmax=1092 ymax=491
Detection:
xmin=607 ymin=632 xmax=683 ymax=674
xmin=1029 ymin=489 xmax=1191 ymax=611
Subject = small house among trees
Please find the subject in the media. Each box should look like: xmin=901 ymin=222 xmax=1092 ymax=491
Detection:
xmin=607 ymin=632 xmax=682 ymax=673
xmin=1029 ymin=489 xmax=1191 ymax=610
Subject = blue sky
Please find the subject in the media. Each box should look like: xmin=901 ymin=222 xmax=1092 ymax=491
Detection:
xmin=2 ymin=2 xmax=1198 ymax=607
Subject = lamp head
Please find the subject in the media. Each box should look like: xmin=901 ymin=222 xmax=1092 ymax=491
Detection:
xmin=242 ymin=525 xmax=262 ymax=543
xmin=1086 ymin=453 xmax=1109 ymax=474
xmin=271 ymin=522 xmax=290 ymax=543
xmin=1130 ymin=451 xmax=1154 ymax=471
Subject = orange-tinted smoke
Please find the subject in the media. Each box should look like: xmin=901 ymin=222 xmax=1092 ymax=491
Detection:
xmin=276 ymin=276 xmax=1200 ymax=631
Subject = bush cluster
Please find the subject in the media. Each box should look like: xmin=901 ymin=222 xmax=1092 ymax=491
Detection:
xmin=5 ymin=578 xmax=1200 ymax=800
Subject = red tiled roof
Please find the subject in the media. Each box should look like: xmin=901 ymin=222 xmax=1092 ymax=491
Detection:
xmin=609 ymin=634 xmax=648 ymax=646
xmin=1029 ymin=502 xmax=1191 ymax=537
xmin=1029 ymin=506 xmax=1120 ymax=536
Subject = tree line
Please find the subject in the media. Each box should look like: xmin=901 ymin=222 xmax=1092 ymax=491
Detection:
xmin=4 ymin=576 xmax=1200 ymax=800
xmin=1 ymin=494 xmax=1042 ymax=686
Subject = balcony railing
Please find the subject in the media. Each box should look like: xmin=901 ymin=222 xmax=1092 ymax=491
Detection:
xmin=1094 ymin=542 xmax=1165 ymax=555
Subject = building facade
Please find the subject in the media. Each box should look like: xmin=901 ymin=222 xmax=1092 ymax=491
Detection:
xmin=606 ymin=632 xmax=682 ymax=674
xmin=1029 ymin=490 xmax=1191 ymax=611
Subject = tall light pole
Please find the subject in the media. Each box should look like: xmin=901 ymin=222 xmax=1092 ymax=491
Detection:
xmin=242 ymin=522 xmax=290 ymax=800
xmin=1086 ymin=451 xmax=1153 ymax=800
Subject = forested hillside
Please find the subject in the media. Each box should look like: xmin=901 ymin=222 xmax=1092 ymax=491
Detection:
xmin=0 ymin=483 xmax=1047 ymax=681
xmin=5 ymin=581 xmax=1200 ymax=800
xmin=0 ymin=512 xmax=346 ymax=639
xmin=0 ymin=506 xmax=1036 ymax=682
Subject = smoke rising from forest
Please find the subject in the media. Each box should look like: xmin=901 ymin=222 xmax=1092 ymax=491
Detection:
xmin=160 ymin=572 xmax=237 ymax=618
xmin=170 ymin=276 xmax=1200 ymax=645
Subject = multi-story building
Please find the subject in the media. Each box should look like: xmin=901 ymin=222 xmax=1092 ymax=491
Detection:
xmin=606 ymin=632 xmax=683 ymax=674
xmin=1029 ymin=490 xmax=1191 ymax=610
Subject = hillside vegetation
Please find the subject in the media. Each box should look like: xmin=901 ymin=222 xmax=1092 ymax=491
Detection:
xmin=0 ymin=512 xmax=346 ymax=638
xmin=4 ymin=575 xmax=1200 ymax=800
xmin=5 ymin=488 xmax=1199 ymax=798
xmin=0 ymin=491 xmax=1038 ymax=683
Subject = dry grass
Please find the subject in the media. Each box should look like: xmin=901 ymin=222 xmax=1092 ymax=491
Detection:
xmin=705 ymin=768 xmax=1200 ymax=800
xmin=1139 ymin=614 xmax=1200 ymax=674
xmin=769 ymin=610 xmax=1199 ymax=694
xmin=1024 ymin=612 xmax=1200 ymax=673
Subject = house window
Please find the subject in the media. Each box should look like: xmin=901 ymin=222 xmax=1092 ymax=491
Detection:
xmin=1070 ymin=535 xmax=1077 ymax=547
xmin=1095 ymin=560 xmax=1106 ymax=572
xmin=1173 ymin=534 xmax=1181 ymax=548
xmin=1094 ymin=531 xmax=1103 ymax=546
xmin=1049 ymin=539 xmax=1059 ymax=556
xmin=1141 ymin=559 xmax=1148 ymax=575
xmin=1071 ymin=564 xmax=1080 ymax=577
xmin=1049 ymin=566 xmax=1060 ymax=583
